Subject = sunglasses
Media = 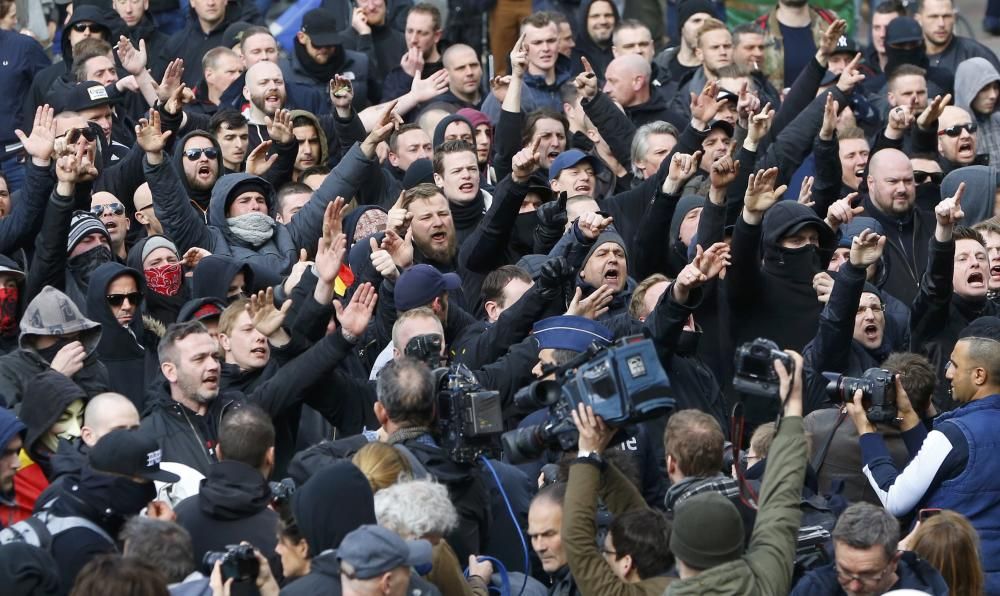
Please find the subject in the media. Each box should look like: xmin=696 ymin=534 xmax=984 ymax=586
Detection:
xmin=59 ymin=127 xmax=98 ymax=143
xmin=71 ymin=22 xmax=98 ymax=33
xmin=184 ymin=148 xmax=219 ymax=161
xmin=913 ymin=170 xmax=944 ymax=185
xmin=106 ymin=292 xmax=142 ymax=307
xmin=937 ymin=122 xmax=977 ymax=137
xmin=90 ymin=202 xmax=125 ymax=217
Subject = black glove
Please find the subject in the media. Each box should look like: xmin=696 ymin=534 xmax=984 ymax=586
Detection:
xmin=537 ymin=256 xmax=571 ymax=299
xmin=536 ymin=192 xmax=568 ymax=230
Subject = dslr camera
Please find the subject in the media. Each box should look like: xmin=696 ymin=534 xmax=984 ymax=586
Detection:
xmin=202 ymin=544 xmax=259 ymax=583
xmin=733 ymin=338 xmax=794 ymax=400
xmin=824 ymin=368 xmax=897 ymax=423
xmin=502 ymin=335 xmax=674 ymax=464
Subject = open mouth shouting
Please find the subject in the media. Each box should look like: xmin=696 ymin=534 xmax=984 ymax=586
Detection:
xmin=197 ymin=163 xmax=214 ymax=181
xmin=991 ymin=264 xmax=1000 ymax=283
xmin=458 ymin=181 xmax=476 ymax=195
xmin=863 ymin=323 xmax=879 ymax=342
xmin=956 ymin=138 xmax=975 ymax=159
xmin=202 ymin=373 xmax=219 ymax=390
xmin=603 ymin=264 xmax=621 ymax=287
xmin=967 ymin=271 xmax=986 ymax=288
xmin=430 ymin=230 xmax=449 ymax=246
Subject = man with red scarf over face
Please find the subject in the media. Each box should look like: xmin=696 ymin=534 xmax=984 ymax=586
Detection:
xmin=0 ymin=257 xmax=24 ymax=356
xmin=125 ymin=235 xmax=189 ymax=330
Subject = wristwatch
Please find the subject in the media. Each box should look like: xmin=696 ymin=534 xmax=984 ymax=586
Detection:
xmin=576 ymin=450 xmax=603 ymax=463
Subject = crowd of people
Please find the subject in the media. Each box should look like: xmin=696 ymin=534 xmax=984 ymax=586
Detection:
xmin=1 ymin=0 xmax=1000 ymax=594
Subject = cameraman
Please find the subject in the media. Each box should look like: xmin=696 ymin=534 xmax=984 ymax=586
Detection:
xmin=851 ymin=317 xmax=1000 ymax=593
xmin=666 ymin=351 xmax=807 ymax=595
xmin=562 ymin=403 xmax=674 ymax=595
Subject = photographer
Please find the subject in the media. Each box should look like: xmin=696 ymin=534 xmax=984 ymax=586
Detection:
xmin=174 ymin=405 xmax=282 ymax=584
xmin=909 ymin=182 xmax=999 ymax=410
xmin=666 ymin=351 xmax=807 ymax=595
xmin=562 ymin=403 xmax=674 ymax=595
xmin=853 ymin=316 xmax=1000 ymax=593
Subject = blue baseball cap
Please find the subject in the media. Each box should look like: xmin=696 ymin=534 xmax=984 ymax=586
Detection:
xmin=338 ymin=525 xmax=432 ymax=579
xmin=532 ymin=315 xmax=613 ymax=352
xmin=548 ymin=149 xmax=607 ymax=181
xmin=394 ymin=264 xmax=462 ymax=311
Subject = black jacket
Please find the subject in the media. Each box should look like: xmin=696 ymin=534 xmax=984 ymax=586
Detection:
xmin=569 ymin=0 xmax=619 ymax=82
xmin=159 ymin=1 xmax=246 ymax=87
xmin=175 ymin=460 xmax=281 ymax=578
xmin=725 ymin=202 xmax=837 ymax=355
xmin=84 ymin=263 xmax=159 ymax=411
xmin=624 ymin=88 xmax=686 ymax=132
xmin=336 ymin=24 xmax=407 ymax=84
xmin=123 ymin=14 xmax=170 ymax=79
xmin=910 ymin=237 xmax=999 ymax=410
xmin=860 ymin=196 xmax=933 ymax=307
xmin=283 ymin=40 xmax=376 ymax=109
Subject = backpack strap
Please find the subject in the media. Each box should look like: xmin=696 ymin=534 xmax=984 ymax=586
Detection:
xmin=810 ymin=409 xmax=848 ymax=475
xmin=0 ymin=517 xmax=52 ymax=549
xmin=37 ymin=511 xmax=115 ymax=546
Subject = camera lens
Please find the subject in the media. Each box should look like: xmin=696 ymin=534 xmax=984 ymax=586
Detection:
xmin=501 ymin=425 xmax=548 ymax=464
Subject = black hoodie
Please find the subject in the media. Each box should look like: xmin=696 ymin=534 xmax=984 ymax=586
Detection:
xmin=726 ymin=201 xmax=838 ymax=355
xmin=125 ymin=236 xmax=190 ymax=328
xmin=84 ymin=262 xmax=159 ymax=411
xmin=171 ymin=130 xmax=225 ymax=217
xmin=0 ymin=543 xmax=60 ymax=596
xmin=160 ymin=0 xmax=246 ymax=87
xmin=281 ymin=461 xmax=376 ymax=596
xmin=569 ymin=0 xmax=620 ymax=83
xmin=19 ymin=371 xmax=87 ymax=480
xmin=190 ymin=255 xmax=254 ymax=302
xmin=174 ymin=460 xmax=281 ymax=579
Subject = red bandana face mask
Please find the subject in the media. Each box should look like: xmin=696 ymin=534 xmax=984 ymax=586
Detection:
xmin=144 ymin=263 xmax=183 ymax=297
xmin=0 ymin=287 xmax=18 ymax=335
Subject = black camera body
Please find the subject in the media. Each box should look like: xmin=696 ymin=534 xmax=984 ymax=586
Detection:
xmin=733 ymin=338 xmax=794 ymax=400
xmin=405 ymin=334 xmax=444 ymax=368
xmin=269 ymin=478 xmax=296 ymax=509
xmin=202 ymin=544 xmax=259 ymax=583
xmin=434 ymin=363 xmax=504 ymax=464
xmin=824 ymin=367 xmax=897 ymax=423
xmin=502 ymin=335 xmax=675 ymax=464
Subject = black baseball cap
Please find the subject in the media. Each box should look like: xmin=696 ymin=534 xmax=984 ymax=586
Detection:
xmin=89 ymin=428 xmax=181 ymax=483
xmin=301 ymin=8 xmax=342 ymax=47
xmin=55 ymin=81 xmax=117 ymax=114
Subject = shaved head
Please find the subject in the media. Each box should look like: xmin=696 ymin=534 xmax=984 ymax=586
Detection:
xmin=245 ymin=60 xmax=282 ymax=87
xmin=614 ymin=53 xmax=651 ymax=78
xmin=82 ymin=392 xmax=140 ymax=447
xmin=867 ymin=148 xmax=916 ymax=216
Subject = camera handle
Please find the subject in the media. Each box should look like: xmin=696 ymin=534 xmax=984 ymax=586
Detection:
xmin=730 ymin=401 xmax=760 ymax=511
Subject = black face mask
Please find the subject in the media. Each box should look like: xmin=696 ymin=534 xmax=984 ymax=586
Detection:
xmin=511 ymin=212 xmax=539 ymax=256
xmin=68 ymin=245 xmax=113 ymax=288
xmin=36 ymin=337 xmax=78 ymax=363
xmin=110 ymin=476 xmax=156 ymax=516
xmin=775 ymin=244 xmax=823 ymax=280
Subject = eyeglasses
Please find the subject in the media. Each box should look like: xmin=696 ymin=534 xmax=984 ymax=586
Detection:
xmin=937 ymin=122 xmax=977 ymax=137
xmin=90 ymin=203 xmax=125 ymax=217
xmin=836 ymin=559 xmax=894 ymax=585
xmin=184 ymin=148 xmax=219 ymax=161
xmin=913 ymin=170 xmax=943 ymax=185
xmin=58 ymin=127 xmax=98 ymax=142
xmin=106 ymin=292 xmax=143 ymax=307
xmin=857 ymin=304 xmax=884 ymax=315
xmin=600 ymin=548 xmax=618 ymax=557
xmin=71 ymin=22 xmax=98 ymax=33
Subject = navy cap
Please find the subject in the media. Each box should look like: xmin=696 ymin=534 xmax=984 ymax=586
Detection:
xmin=549 ymin=149 xmax=607 ymax=181
xmin=403 ymin=158 xmax=435 ymax=189
xmin=338 ymin=525 xmax=432 ymax=579
xmin=395 ymin=264 xmax=462 ymax=311
xmin=886 ymin=17 xmax=923 ymax=46
xmin=89 ymin=428 xmax=181 ymax=483
xmin=301 ymin=8 xmax=342 ymax=46
xmin=532 ymin=315 xmax=613 ymax=352
xmin=958 ymin=316 xmax=1000 ymax=343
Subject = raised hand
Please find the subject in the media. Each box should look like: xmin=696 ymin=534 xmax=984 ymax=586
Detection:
xmin=572 ymin=403 xmax=614 ymax=452
xmin=566 ymin=285 xmax=614 ymax=319
xmin=742 ymin=167 xmax=786 ymax=224
xmin=746 ymin=102 xmax=775 ymax=145
xmin=835 ymin=53 xmax=866 ymax=94
xmin=813 ymin=271 xmax=834 ymax=303
xmin=381 ymin=228 xmax=414 ymax=269
xmin=369 ymin=237 xmax=400 ymax=280
xmin=265 ymin=108 xmax=293 ymax=144
xmin=15 ymin=104 xmax=57 ymax=163
xmin=512 ymin=136 xmax=542 ymax=182
xmin=849 ymin=228 xmax=886 ymax=268
xmin=154 ymin=58 xmax=184 ymax=105
xmin=329 ymin=75 xmax=354 ymax=113
xmin=824 ymin=192 xmax=863 ymax=231
xmin=245 ymin=140 xmax=278 ymax=176
xmin=333 ymin=282 xmax=378 ymax=339
xmin=401 ymin=46 xmax=424 ymax=78
xmin=817 ymin=19 xmax=848 ymax=61
xmin=183 ymin=247 xmax=211 ymax=270
xmin=573 ymin=56 xmax=598 ymax=100
xmin=663 ymin=151 xmax=702 ymax=194
xmin=710 ymin=154 xmax=739 ymax=190
xmin=510 ymin=33 xmax=528 ymax=78
xmin=917 ymin=93 xmax=952 ymax=131
xmin=362 ymin=100 xmax=402 ymax=157
xmin=247 ymin=287 xmax=291 ymax=338
xmin=352 ymin=6 xmax=371 ymax=35
xmin=819 ymin=93 xmax=839 ymax=141
xmin=55 ymin=140 xmax=98 ymax=185
xmin=49 ymin=341 xmax=86 ymax=377
xmin=283 ymin=249 xmax=313 ymax=295
xmin=410 ymin=68 xmax=449 ymax=102
xmin=935 ymin=181 xmax=965 ymax=239
xmin=690 ymin=80 xmax=726 ymax=128
xmin=736 ymin=80 xmax=760 ymax=125
xmin=695 ymin=242 xmax=732 ymax=279
xmin=798 ymin=176 xmax=815 ymax=207
xmin=135 ymin=111 xmax=173 ymax=155
xmin=116 ymin=35 xmax=147 ymax=76
xmin=489 ymin=75 xmax=512 ymax=104
xmin=576 ymin=211 xmax=614 ymax=240
xmin=164 ymin=83 xmax=195 ymax=116
xmin=886 ymin=102 xmax=915 ymax=139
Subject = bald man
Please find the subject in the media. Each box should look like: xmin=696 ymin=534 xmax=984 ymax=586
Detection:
xmin=243 ymin=61 xmax=288 ymax=126
xmin=936 ymin=106 xmax=979 ymax=169
xmin=441 ymin=44 xmax=484 ymax=109
xmin=594 ymin=54 xmax=682 ymax=128
xmin=81 ymin=392 xmax=140 ymax=447
xmin=861 ymin=148 xmax=934 ymax=304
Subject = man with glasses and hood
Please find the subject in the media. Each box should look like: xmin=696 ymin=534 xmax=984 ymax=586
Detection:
xmin=955 ymin=57 xmax=1000 ymax=168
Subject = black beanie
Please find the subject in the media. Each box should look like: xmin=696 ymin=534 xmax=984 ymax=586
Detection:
xmin=670 ymin=492 xmax=745 ymax=569
xmin=678 ymin=0 xmax=717 ymax=30
xmin=403 ymin=158 xmax=435 ymax=189
xmin=583 ymin=230 xmax=628 ymax=266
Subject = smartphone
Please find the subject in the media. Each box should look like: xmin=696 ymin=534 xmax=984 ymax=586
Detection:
xmin=918 ymin=508 xmax=942 ymax=522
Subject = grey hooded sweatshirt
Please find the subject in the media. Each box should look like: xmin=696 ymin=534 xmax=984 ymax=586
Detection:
xmin=955 ymin=57 xmax=1000 ymax=166
xmin=0 ymin=286 xmax=109 ymax=409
